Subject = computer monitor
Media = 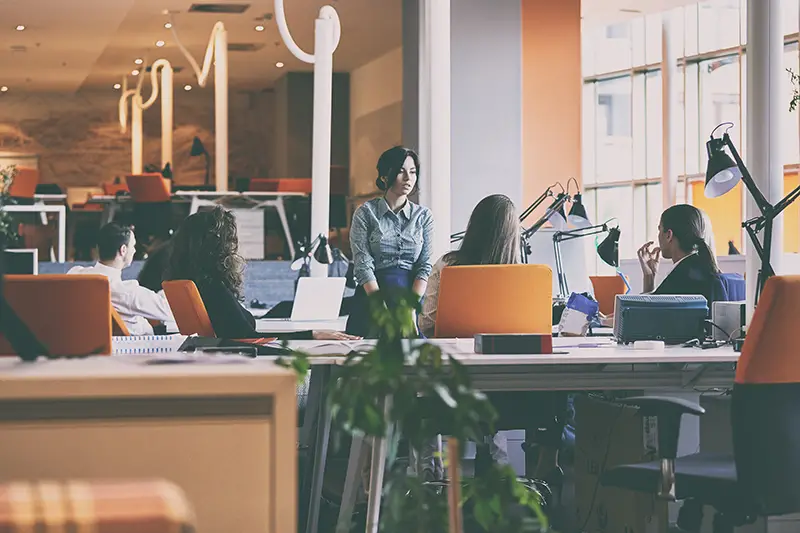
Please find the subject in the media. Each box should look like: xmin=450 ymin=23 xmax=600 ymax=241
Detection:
xmin=3 ymin=249 xmax=37 ymax=275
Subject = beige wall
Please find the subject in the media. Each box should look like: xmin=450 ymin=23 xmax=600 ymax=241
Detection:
xmin=522 ymin=0 xmax=582 ymax=212
xmin=0 ymin=89 xmax=273 ymax=188
xmin=349 ymin=47 xmax=403 ymax=199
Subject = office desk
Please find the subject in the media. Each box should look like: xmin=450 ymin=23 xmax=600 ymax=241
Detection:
xmin=1 ymin=204 xmax=66 ymax=262
xmin=287 ymin=338 xmax=739 ymax=533
xmin=0 ymin=356 xmax=297 ymax=533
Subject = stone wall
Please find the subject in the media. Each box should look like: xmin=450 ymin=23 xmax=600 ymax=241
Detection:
xmin=0 ymin=89 xmax=274 ymax=188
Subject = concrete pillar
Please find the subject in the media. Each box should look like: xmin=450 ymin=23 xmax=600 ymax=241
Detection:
xmin=662 ymin=11 xmax=680 ymax=209
xmin=417 ymin=0 xmax=451 ymax=262
xmin=746 ymin=0 xmax=783 ymax=319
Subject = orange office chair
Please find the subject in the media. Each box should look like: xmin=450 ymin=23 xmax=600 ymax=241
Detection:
xmin=590 ymin=275 xmax=628 ymax=315
xmin=434 ymin=264 xmax=553 ymax=338
xmin=111 ymin=307 xmax=131 ymax=336
xmin=7 ymin=167 xmax=39 ymax=200
xmin=162 ymin=280 xmax=216 ymax=337
xmin=0 ymin=275 xmax=112 ymax=357
xmin=103 ymin=180 xmax=130 ymax=196
xmin=125 ymin=173 xmax=171 ymax=203
xmin=601 ymin=276 xmax=800 ymax=532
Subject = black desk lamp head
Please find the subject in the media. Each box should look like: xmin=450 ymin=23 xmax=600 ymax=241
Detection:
xmin=190 ymin=137 xmax=211 ymax=186
xmin=597 ymin=227 xmax=621 ymax=268
xmin=290 ymin=234 xmax=334 ymax=275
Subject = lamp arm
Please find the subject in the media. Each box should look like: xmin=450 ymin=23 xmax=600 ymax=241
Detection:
xmin=724 ymin=133 xmax=772 ymax=215
xmin=519 ymin=188 xmax=552 ymax=224
xmin=553 ymin=236 xmax=568 ymax=297
xmin=553 ymin=223 xmax=611 ymax=243
xmin=772 ymin=181 xmax=800 ymax=219
xmin=522 ymin=193 xmax=570 ymax=239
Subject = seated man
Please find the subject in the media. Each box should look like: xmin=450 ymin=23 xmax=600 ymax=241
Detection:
xmin=68 ymin=223 xmax=174 ymax=335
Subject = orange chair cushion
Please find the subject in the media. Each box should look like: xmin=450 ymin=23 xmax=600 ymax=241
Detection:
xmin=8 ymin=167 xmax=39 ymax=199
xmin=162 ymin=280 xmax=216 ymax=337
xmin=590 ymin=275 xmax=628 ymax=316
xmin=736 ymin=276 xmax=800 ymax=384
xmin=125 ymin=174 xmax=171 ymax=203
xmin=434 ymin=264 xmax=553 ymax=338
xmin=0 ymin=275 xmax=112 ymax=357
xmin=111 ymin=307 xmax=131 ymax=336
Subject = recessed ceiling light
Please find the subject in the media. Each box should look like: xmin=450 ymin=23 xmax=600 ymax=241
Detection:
xmin=255 ymin=25 xmax=265 ymax=32
xmin=155 ymin=40 xmax=165 ymax=47
xmin=132 ymin=69 xmax=140 ymax=76
xmin=275 ymin=61 xmax=284 ymax=68
xmin=184 ymin=84 xmax=192 ymax=91
xmin=15 ymin=25 xmax=25 ymax=31
xmin=164 ymin=22 xmax=173 ymax=29
xmin=134 ymin=58 xmax=143 ymax=65
xmin=113 ymin=83 xmax=121 ymax=89
xmin=0 ymin=86 xmax=8 ymax=92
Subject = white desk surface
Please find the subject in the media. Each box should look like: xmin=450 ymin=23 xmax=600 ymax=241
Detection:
xmin=0 ymin=355 xmax=295 ymax=400
xmin=284 ymin=337 xmax=740 ymax=366
xmin=257 ymin=317 xmax=348 ymax=332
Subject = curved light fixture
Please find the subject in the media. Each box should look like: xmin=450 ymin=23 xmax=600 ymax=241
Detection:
xmin=274 ymin=0 xmax=341 ymax=277
xmin=169 ymin=17 xmax=229 ymax=191
xmin=118 ymin=59 xmax=174 ymax=174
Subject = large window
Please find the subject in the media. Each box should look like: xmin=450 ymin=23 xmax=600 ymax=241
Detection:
xmin=582 ymin=0 xmax=800 ymax=270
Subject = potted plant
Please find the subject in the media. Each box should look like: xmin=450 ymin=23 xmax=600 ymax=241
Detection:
xmin=0 ymin=166 xmax=21 ymax=248
xmin=282 ymin=290 xmax=550 ymax=533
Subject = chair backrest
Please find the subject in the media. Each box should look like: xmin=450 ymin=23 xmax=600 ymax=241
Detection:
xmin=276 ymin=178 xmax=312 ymax=193
xmin=8 ymin=168 xmax=39 ymax=199
xmin=103 ymin=181 xmax=129 ymax=196
xmin=162 ymin=280 xmax=216 ymax=337
xmin=590 ymin=275 xmax=628 ymax=315
xmin=0 ymin=275 xmax=112 ymax=356
xmin=125 ymin=174 xmax=171 ymax=203
xmin=434 ymin=264 xmax=552 ymax=338
xmin=111 ymin=307 xmax=130 ymax=336
xmin=731 ymin=276 xmax=800 ymax=516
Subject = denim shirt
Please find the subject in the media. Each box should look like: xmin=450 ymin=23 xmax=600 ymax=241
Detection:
xmin=350 ymin=197 xmax=434 ymax=286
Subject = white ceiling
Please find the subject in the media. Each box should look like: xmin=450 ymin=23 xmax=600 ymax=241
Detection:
xmin=0 ymin=0 xmax=697 ymax=93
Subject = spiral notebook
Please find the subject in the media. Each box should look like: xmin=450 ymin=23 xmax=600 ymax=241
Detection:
xmin=112 ymin=335 xmax=188 ymax=355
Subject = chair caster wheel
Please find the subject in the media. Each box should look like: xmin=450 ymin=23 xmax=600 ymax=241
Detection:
xmin=676 ymin=499 xmax=703 ymax=532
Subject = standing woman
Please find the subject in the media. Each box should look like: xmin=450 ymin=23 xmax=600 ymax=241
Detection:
xmin=346 ymin=146 xmax=433 ymax=337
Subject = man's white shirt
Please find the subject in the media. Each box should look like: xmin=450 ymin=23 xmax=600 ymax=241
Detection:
xmin=67 ymin=262 xmax=174 ymax=335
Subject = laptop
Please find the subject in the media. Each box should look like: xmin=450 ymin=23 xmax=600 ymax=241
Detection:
xmin=287 ymin=277 xmax=346 ymax=321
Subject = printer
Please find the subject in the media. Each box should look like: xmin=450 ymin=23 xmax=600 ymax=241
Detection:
xmin=613 ymin=294 xmax=709 ymax=345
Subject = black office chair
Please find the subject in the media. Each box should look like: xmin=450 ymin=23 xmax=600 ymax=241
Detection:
xmin=600 ymin=276 xmax=800 ymax=533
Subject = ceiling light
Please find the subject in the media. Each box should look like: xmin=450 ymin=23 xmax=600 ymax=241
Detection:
xmin=134 ymin=58 xmax=143 ymax=65
xmin=155 ymin=40 xmax=165 ymax=47
xmin=15 ymin=25 xmax=24 ymax=31
xmin=255 ymin=25 xmax=265 ymax=32
xmin=164 ymin=22 xmax=173 ymax=29
xmin=0 ymin=86 xmax=8 ymax=92
xmin=132 ymin=69 xmax=140 ymax=76
xmin=113 ymin=83 xmax=121 ymax=90
xmin=275 ymin=61 xmax=284 ymax=68
xmin=184 ymin=84 xmax=192 ymax=91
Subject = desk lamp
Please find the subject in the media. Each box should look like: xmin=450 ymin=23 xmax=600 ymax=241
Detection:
xmin=190 ymin=137 xmax=211 ymax=186
xmin=705 ymin=122 xmax=800 ymax=304
xmin=553 ymin=221 xmax=620 ymax=298
xmin=449 ymin=183 xmax=570 ymax=244
xmin=290 ymin=233 xmax=334 ymax=278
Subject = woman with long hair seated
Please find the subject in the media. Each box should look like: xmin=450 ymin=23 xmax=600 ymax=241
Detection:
xmin=417 ymin=194 xmax=567 ymax=498
xmin=164 ymin=207 xmax=358 ymax=340
xmin=636 ymin=203 xmax=729 ymax=303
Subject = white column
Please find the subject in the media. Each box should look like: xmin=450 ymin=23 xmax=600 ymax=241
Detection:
xmin=661 ymin=10 xmax=679 ymax=209
xmin=132 ymin=93 xmax=143 ymax=175
xmin=418 ymin=0 xmax=451 ymax=262
xmin=161 ymin=64 xmax=174 ymax=170
xmin=214 ymin=27 xmax=229 ymax=192
xmin=309 ymin=16 xmax=335 ymax=277
xmin=746 ymin=0 xmax=783 ymax=319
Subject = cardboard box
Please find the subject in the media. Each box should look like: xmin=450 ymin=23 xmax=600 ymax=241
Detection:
xmin=574 ymin=395 xmax=668 ymax=533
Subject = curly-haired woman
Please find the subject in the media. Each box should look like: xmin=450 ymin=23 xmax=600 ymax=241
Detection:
xmin=164 ymin=207 xmax=358 ymax=340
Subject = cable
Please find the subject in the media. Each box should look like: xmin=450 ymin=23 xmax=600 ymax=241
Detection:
xmin=566 ymin=177 xmax=579 ymax=195
xmin=704 ymin=319 xmax=731 ymax=341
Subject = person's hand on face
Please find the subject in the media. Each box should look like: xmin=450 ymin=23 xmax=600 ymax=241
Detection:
xmin=312 ymin=331 xmax=362 ymax=341
xmin=637 ymin=241 xmax=661 ymax=278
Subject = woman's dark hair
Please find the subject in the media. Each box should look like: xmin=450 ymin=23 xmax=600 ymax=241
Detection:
xmin=445 ymin=194 xmax=519 ymax=266
xmin=660 ymin=204 xmax=720 ymax=274
xmin=375 ymin=146 xmax=420 ymax=192
xmin=165 ymin=207 xmax=246 ymax=299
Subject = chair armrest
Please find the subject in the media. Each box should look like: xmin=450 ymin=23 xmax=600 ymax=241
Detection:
xmin=621 ymin=396 xmax=705 ymax=460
